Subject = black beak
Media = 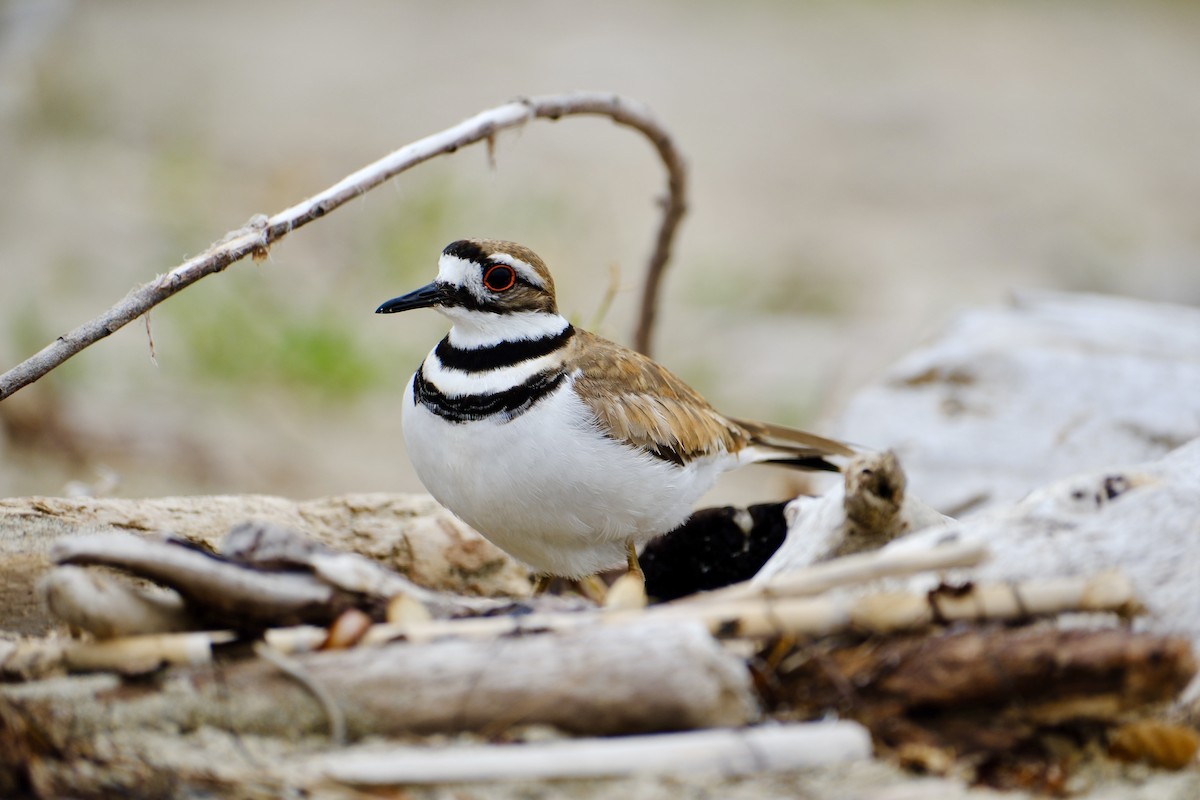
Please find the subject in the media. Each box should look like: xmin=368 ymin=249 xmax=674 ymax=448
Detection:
xmin=375 ymin=282 xmax=443 ymax=314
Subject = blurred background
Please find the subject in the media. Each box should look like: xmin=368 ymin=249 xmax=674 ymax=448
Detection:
xmin=2 ymin=0 xmax=1199 ymax=505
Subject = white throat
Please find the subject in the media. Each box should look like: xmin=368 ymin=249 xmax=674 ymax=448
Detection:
xmin=442 ymin=308 xmax=570 ymax=349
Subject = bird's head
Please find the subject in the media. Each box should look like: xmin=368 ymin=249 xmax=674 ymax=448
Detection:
xmin=376 ymin=239 xmax=559 ymax=325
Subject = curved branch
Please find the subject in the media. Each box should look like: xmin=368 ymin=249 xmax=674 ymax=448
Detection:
xmin=0 ymin=92 xmax=687 ymax=401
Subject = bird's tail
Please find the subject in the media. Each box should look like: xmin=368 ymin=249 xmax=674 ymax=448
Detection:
xmin=732 ymin=417 xmax=857 ymax=473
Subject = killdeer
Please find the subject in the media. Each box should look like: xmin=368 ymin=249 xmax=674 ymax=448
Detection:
xmin=376 ymin=239 xmax=853 ymax=583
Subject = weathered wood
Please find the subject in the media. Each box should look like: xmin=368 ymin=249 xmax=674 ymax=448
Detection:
xmin=268 ymin=569 xmax=1140 ymax=653
xmin=836 ymin=291 xmax=1200 ymax=515
xmin=62 ymin=631 xmax=238 ymax=674
xmin=0 ymin=493 xmax=532 ymax=635
xmin=776 ymin=627 xmax=1197 ymax=755
xmin=881 ymin=438 xmax=1200 ymax=685
xmin=52 ymin=532 xmax=354 ymax=630
xmin=45 ymin=525 xmax=519 ymax=637
xmin=38 ymin=565 xmax=195 ymax=638
xmin=683 ymin=538 xmax=986 ymax=606
xmin=661 ymin=571 xmax=1139 ymax=639
xmin=321 ymin=722 xmax=872 ymax=785
xmin=0 ymin=622 xmax=756 ymax=759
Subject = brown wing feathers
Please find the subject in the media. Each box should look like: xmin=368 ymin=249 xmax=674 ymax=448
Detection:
xmin=569 ymin=330 xmax=747 ymax=465
xmin=568 ymin=330 xmax=852 ymax=470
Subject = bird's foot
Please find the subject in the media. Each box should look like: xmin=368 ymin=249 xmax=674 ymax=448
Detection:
xmin=604 ymin=539 xmax=647 ymax=609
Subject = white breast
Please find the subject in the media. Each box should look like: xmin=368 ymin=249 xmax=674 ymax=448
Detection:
xmin=401 ymin=373 xmax=732 ymax=577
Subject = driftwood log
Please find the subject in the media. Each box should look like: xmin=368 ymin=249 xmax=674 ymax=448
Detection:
xmin=5 ymin=542 xmax=1138 ymax=679
xmin=772 ymin=627 xmax=1199 ymax=793
xmin=835 ymin=291 xmax=1200 ymax=515
xmin=775 ymin=627 xmax=1196 ymax=761
xmin=0 ymin=493 xmax=532 ymax=635
xmin=0 ymin=620 xmax=755 ymax=745
xmin=5 ymin=449 xmax=1199 ymax=796
xmin=41 ymin=523 xmax=522 ymax=638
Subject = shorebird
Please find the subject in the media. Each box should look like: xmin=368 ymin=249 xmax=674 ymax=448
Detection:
xmin=377 ymin=239 xmax=853 ymax=586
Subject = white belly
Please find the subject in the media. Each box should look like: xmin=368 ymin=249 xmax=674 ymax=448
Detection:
xmin=401 ymin=376 xmax=729 ymax=577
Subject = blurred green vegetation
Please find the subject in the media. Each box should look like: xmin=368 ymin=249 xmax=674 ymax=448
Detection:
xmin=166 ymin=272 xmax=390 ymax=401
xmin=159 ymin=184 xmax=485 ymax=402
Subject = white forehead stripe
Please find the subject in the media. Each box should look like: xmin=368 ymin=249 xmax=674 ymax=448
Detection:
xmin=486 ymin=252 xmax=546 ymax=289
xmin=436 ymin=254 xmax=474 ymax=287
xmin=436 ymin=251 xmax=545 ymax=294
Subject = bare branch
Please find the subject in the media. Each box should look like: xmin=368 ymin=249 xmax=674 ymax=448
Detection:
xmin=0 ymin=92 xmax=687 ymax=400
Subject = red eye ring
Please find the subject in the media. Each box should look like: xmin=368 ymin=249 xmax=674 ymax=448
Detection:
xmin=483 ymin=264 xmax=516 ymax=292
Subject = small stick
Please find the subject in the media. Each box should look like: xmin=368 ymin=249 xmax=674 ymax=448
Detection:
xmin=321 ymin=721 xmax=871 ymax=785
xmin=587 ymin=261 xmax=622 ymax=332
xmin=51 ymin=533 xmax=340 ymax=626
xmin=61 ymin=630 xmax=237 ymax=674
xmin=266 ymin=567 xmax=1139 ymax=650
xmin=708 ymin=569 xmax=1141 ymax=639
xmin=676 ymin=538 xmax=988 ymax=606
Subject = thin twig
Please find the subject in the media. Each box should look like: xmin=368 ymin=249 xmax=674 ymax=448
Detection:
xmin=586 ymin=261 xmax=622 ymax=333
xmin=0 ymin=92 xmax=687 ymax=400
xmin=143 ymin=310 xmax=157 ymax=366
xmin=680 ymin=538 xmax=988 ymax=605
xmin=254 ymin=641 xmax=347 ymax=746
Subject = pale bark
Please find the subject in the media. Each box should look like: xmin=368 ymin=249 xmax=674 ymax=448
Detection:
xmin=266 ymin=569 xmax=1141 ymax=652
xmin=684 ymin=538 xmax=986 ymax=606
xmin=0 ymin=620 xmax=756 ymax=745
xmin=321 ymin=722 xmax=871 ymax=785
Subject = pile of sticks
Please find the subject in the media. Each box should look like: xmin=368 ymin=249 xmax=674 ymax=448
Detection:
xmin=1 ymin=506 xmax=1193 ymax=798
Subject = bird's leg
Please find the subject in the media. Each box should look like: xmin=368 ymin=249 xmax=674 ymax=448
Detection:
xmin=533 ymin=574 xmax=606 ymax=603
xmin=625 ymin=538 xmax=645 ymax=583
xmin=576 ymin=575 xmax=610 ymax=604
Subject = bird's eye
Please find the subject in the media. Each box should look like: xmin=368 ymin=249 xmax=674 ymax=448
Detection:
xmin=483 ymin=264 xmax=516 ymax=292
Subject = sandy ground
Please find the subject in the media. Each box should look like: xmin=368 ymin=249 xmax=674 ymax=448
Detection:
xmin=1 ymin=0 xmax=1199 ymax=508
